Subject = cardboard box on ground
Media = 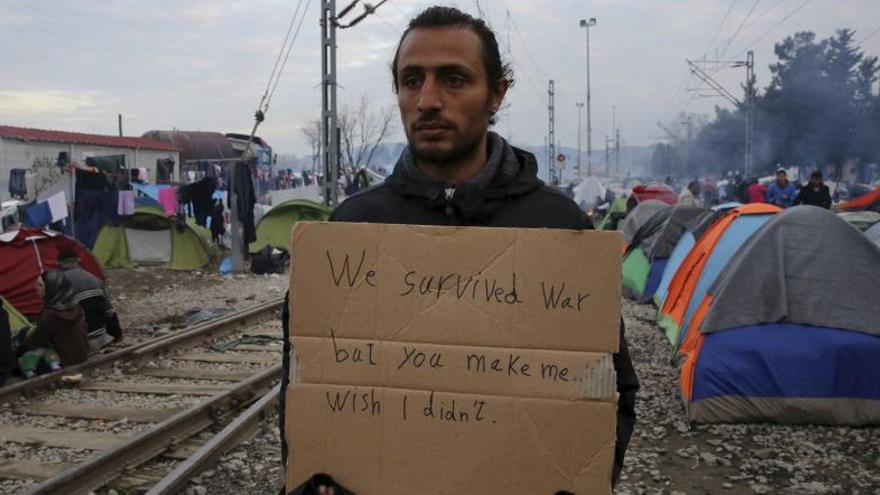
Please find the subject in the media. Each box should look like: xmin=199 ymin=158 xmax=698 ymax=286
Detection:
xmin=287 ymin=222 xmax=622 ymax=494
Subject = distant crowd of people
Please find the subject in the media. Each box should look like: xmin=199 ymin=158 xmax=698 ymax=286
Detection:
xmin=678 ymin=169 xmax=832 ymax=209
xmin=0 ymin=250 xmax=121 ymax=385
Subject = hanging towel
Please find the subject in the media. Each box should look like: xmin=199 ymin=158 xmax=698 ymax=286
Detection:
xmin=46 ymin=191 xmax=68 ymax=222
xmin=158 ymin=187 xmax=178 ymax=216
xmin=25 ymin=202 xmax=52 ymax=227
xmin=118 ymin=190 xmax=135 ymax=215
xmin=138 ymin=167 xmax=149 ymax=183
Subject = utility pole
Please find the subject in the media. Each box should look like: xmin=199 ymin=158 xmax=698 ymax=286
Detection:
xmin=579 ymin=18 xmax=597 ymax=178
xmin=744 ymin=51 xmax=755 ymax=178
xmin=321 ymin=0 xmax=339 ymax=208
xmin=687 ymin=55 xmax=755 ymax=177
xmin=548 ymin=79 xmax=556 ymax=184
xmin=615 ymin=128 xmax=621 ymax=177
xmin=320 ymin=0 xmax=388 ymax=208
xmin=604 ymin=135 xmax=611 ymax=175
xmin=117 ymin=114 xmax=123 ymax=137
xmin=576 ymin=102 xmax=584 ymax=179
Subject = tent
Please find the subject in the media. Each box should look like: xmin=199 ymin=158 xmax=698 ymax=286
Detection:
xmin=678 ymin=206 xmax=880 ymax=425
xmin=652 ymin=207 xmax=735 ymax=308
xmin=0 ymin=228 xmax=105 ymax=317
xmin=838 ymin=211 xmax=880 ymax=231
xmin=598 ymin=196 xmax=628 ymax=231
xmin=249 ymin=199 xmax=331 ymax=254
xmin=658 ymin=203 xmax=781 ymax=348
xmin=866 ymin=222 xmax=880 ymax=247
xmin=621 ymin=200 xmax=670 ymax=246
xmin=632 ymin=184 xmax=678 ymax=205
xmin=93 ymin=205 xmax=215 ymax=270
xmin=840 ymin=186 xmax=880 ymax=211
xmin=573 ymin=176 xmax=606 ymax=209
xmin=622 ymin=205 xmax=703 ymax=302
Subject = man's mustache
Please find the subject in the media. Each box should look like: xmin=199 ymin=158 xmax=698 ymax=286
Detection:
xmin=413 ymin=115 xmax=456 ymax=131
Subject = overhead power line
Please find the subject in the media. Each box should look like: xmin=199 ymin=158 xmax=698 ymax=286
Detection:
xmin=859 ymin=26 xmax=880 ymax=44
xmin=729 ymin=0 xmax=814 ymax=60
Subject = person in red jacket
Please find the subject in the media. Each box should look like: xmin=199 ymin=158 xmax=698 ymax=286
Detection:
xmin=747 ymin=177 xmax=769 ymax=203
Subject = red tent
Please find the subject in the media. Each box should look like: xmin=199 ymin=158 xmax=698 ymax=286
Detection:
xmin=0 ymin=228 xmax=104 ymax=317
xmin=632 ymin=184 xmax=679 ymax=205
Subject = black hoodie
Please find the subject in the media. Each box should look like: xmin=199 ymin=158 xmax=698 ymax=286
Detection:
xmin=281 ymin=133 xmax=639 ymax=490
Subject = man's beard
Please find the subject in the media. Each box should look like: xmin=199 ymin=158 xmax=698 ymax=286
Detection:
xmin=409 ymin=129 xmax=484 ymax=167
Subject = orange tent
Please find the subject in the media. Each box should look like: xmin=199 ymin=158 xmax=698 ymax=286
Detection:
xmin=657 ymin=203 xmax=781 ymax=348
xmin=840 ymin=187 xmax=880 ymax=210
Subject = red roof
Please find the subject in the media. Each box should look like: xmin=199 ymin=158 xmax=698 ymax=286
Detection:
xmin=0 ymin=125 xmax=179 ymax=152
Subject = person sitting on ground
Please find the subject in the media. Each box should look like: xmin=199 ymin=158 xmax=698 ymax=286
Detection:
xmin=679 ymin=180 xmax=702 ymax=206
xmin=794 ymin=171 xmax=832 ymax=209
xmin=766 ymin=168 xmax=797 ymax=208
xmin=58 ymin=250 xmax=122 ymax=351
xmin=16 ymin=271 xmax=89 ymax=377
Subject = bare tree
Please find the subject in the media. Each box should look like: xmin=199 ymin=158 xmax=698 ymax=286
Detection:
xmin=300 ymin=119 xmax=322 ymax=172
xmin=338 ymin=94 xmax=396 ymax=172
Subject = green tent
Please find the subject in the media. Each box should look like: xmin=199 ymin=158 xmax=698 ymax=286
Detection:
xmin=249 ymin=199 xmax=331 ymax=253
xmin=93 ymin=205 xmax=216 ymax=270
xmin=598 ymin=196 xmax=628 ymax=230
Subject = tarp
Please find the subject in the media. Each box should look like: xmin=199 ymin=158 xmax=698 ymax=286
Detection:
xmin=0 ymin=228 xmax=105 ymax=317
xmin=840 ymin=186 xmax=880 ymax=211
xmin=702 ymin=206 xmax=880 ymax=337
xmin=93 ymin=205 xmax=213 ymax=270
xmin=838 ymin=210 xmax=880 ymax=231
xmin=632 ymin=184 xmax=678 ymax=205
xmin=248 ymin=199 xmax=330 ymax=254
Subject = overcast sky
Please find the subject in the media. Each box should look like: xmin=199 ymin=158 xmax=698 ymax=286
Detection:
xmin=1 ymin=0 xmax=879 ymax=157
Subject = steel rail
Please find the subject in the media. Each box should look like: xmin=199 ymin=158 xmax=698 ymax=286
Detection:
xmin=0 ymin=297 xmax=284 ymax=402
xmin=24 ymin=364 xmax=282 ymax=495
xmin=146 ymin=385 xmax=281 ymax=495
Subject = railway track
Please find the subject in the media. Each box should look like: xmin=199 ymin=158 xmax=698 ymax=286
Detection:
xmin=0 ymin=297 xmax=286 ymax=495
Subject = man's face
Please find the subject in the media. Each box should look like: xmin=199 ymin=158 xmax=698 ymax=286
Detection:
xmin=810 ymin=176 xmax=822 ymax=186
xmin=395 ymin=27 xmax=506 ymax=165
xmin=776 ymin=172 xmax=786 ymax=184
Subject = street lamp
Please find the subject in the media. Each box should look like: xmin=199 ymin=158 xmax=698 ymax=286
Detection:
xmin=579 ymin=17 xmax=597 ymax=177
xmin=575 ymin=102 xmax=584 ymax=179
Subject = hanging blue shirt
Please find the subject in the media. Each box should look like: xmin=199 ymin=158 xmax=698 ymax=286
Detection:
xmin=24 ymin=201 xmax=52 ymax=227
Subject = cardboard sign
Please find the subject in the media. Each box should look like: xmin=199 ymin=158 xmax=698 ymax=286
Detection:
xmin=292 ymin=336 xmax=616 ymax=401
xmin=290 ymin=222 xmax=621 ymax=352
xmin=287 ymin=222 xmax=622 ymax=494
xmin=286 ymin=384 xmax=617 ymax=494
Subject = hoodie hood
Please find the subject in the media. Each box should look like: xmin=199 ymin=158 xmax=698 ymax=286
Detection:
xmin=385 ymin=132 xmax=544 ymax=223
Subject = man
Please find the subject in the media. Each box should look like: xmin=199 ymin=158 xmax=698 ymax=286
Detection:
xmin=679 ymin=180 xmax=702 ymax=206
xmin=282 ymin=6 xmax=638 ymax=493
xmin=732 ymin=174 xmax=749 ymax=204
xmin=794 ymin=171 xmax=832 ymax=209
xmin=57 ymin=250 xmax=122 ymax=351
xmin=767 ymin=168 xmax=797 ymax=208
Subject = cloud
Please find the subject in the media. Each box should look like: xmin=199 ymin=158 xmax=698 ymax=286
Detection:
xmin=0 ymin=90 xmax=101 ymax=117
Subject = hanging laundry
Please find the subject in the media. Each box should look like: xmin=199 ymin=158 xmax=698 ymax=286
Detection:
xmin=156 ymin=158 xmax=174 ymax=183
xmin=178 ymin=177 xmax=217 ymax=227
xmin=8 ymin=169 xmax=27 ymax=199
xmin=138 ymin=167 xmax=149 ymax=183
xmin=25 ymin=201 xmax=51 ymax=227
xmin=158 ymin=187 xmax=178 ymax=216
xmin=46 ymin=191 xmax=68 ymax=222
xmin=74 ymin=190 xmax=120 ymax=248
xmin=118 ymin=190 xmax=135 ymax=216
xmin=231 ymin=161 xmax=257 ymax=245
